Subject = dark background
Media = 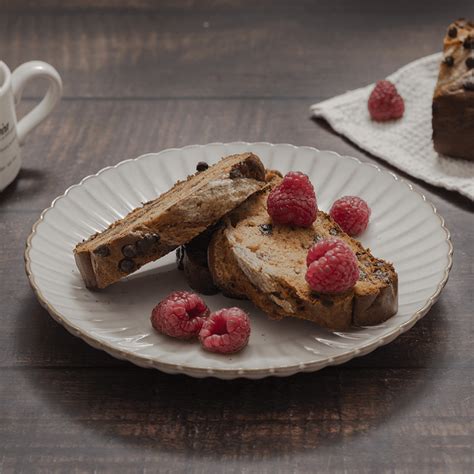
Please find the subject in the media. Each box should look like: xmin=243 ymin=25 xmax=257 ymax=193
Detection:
xmin=1 ymin=1 xmax=473 ymax=472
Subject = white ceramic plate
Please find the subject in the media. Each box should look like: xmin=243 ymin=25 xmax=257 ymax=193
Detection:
xmin=25 ymin=143 xmax=452 ymax=379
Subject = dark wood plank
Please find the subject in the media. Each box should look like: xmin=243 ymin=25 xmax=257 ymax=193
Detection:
xmin=0 ymin=367 xmax=472 ymax=473
xmin=0 ymin=0 xmax=178 ymax=9
xmin=0 ymin=99 xmax=472 ymax=370
xmin=1 ymin=2 xmax=473 ymax=472
xmin=3 ymin=98 xmax=472 ymax=214
xmin=1 ymin=0 xmax=472 ymax=99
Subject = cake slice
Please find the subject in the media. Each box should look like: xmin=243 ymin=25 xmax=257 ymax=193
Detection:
xmin=207 ymin=175 xmax=398 ymax=331
xmin=432 ymin=19 xmax=474 ymax=160
xmin=74 ymin=153 xmax=266 ymax=289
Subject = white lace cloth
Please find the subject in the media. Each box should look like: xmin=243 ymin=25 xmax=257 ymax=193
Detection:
xmin=311 ymin=53 xmax=474 ymax=200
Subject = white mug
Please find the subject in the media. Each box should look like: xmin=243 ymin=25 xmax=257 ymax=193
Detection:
xmin=0 ymin=60 xmax=62 ymax=191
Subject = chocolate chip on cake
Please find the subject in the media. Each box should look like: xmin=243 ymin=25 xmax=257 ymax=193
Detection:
xmin=329 ymin=228 xmax=339 ymax=236
xmin=466 ymin=57 xmax=474 ymax=69
xmin=119 ymin=258 xmax=136 ymax=273
xmin=448 ymin=26 xmax=458 ymax=38
xmin=196 ymin=161 xmax=209 ymax=172
xmin=444 ymin=55 xmax=454 ymax=67
xmin=320 ymin=298 xmax=334 ymax=308
xmin=136 ymin=233 xmax=160 ymax=255
xmin=359 ymin=269 xmax=367 ymax=280
xmin=122 ymin=244 xmax=137 ymax=258
xmin=313 ymin=234 xmax=323 ymax=243
xmin=463 ymin=36 xmax=474 ymax=49
xmin=93 ymin=244 xmax=110 ymax=257
xmin=259 ymin=224 xmax=273 ymax=235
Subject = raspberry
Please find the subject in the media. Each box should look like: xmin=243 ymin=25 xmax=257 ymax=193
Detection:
xmin=329 ymin=196 xmax=371 ymax=236
xmin=305 ymin=239 xmax=359 ymax=294
xmin=267 ymin=172 xmax=317 ymax=227
xmin=151 ymin=291 xmax=209 ymax=339
xmin=199 ymin=307 xmax=250 ymax=354
xmin=368 ymin=80 xmax=405 ymax=121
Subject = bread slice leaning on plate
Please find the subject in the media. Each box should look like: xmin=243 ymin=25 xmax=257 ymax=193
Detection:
xmin=207 ymin=173 xmax=398 ymax=331
xmin=74 ymin=153 xmax=266 ymax=289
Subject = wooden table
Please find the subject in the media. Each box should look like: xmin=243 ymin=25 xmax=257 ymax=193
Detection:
xmin=1 ymin=1 xmax=473 ymax=472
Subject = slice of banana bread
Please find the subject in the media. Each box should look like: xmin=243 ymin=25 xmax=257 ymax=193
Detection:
xmin=208 ymin=176 xmax=398 ymax=331
xmin=74 ymin=153 xmax=266 ymax=289
xmin=432 ymin=19 xmax=474 ymax=160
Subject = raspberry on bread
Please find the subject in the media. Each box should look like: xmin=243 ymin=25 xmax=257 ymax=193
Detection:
xmin=305 ymin=239 xmax=360 ymax=294
xmin=74 ymin=153 xmax=266 ymax=289
xmin=432 ymin=19 xmax=474 ymax=160
xmin=267 ymin=172 xmax=317 ymax=227
xmin=208 ymin=176 xmax=398 ymax=331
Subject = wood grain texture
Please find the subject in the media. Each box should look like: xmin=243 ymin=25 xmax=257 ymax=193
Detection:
xmin=0 ymin=368 xmax=472 ymax=473
xmin=3 ymin=99 xmax=473 ymax=213
xmin=0 ymin=1 xmax=473 ymax=472
xmin=1 ymin=0 xmax=472 ymax=99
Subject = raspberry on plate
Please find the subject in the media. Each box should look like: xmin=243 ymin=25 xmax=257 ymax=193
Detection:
xmin=199 ymin=307 xmax=250 ymax=354
xmin=329 ymin=195 xmax=371 ymax=236
xmin=151 ymin=291 xmax=209 ymax=339
xmin=267 ymin=172 xmax=317 ymax=227
xmin=305 ymin=239 xmax=359 ymax=294
xmin=368 ymin=80 xmax=405 ymax=121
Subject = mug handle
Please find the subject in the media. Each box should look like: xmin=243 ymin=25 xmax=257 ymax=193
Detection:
xmin=11 ymin=61 xmax=62 ymax=145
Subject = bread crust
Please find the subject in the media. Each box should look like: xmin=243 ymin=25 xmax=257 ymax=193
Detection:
xmin=74 ymin=153 xmax=266 ymax=289
xmin=208 ymin=178 xmax=398 ymax=331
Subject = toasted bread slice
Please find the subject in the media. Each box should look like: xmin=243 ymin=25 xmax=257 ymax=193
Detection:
xmin=74 ymin=153 xmax=266 ymax=289
xmin=208 ymin=176 xmax=398 ymax=331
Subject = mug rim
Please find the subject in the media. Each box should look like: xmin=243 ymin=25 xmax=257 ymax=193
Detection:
xmin=0 ymin=61 xmax=11 ymax=97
